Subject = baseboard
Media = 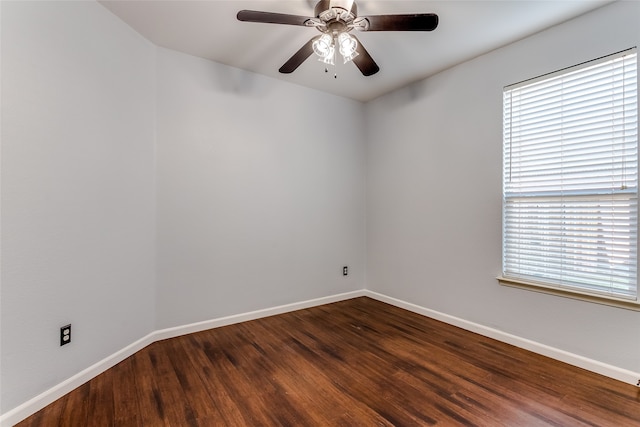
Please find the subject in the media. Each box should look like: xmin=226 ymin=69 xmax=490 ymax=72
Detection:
xmin=152 ymin=290 xmax=367 ymax=341
xmin=0 ymin=333 xmax=156 ymax=427
xmin=364 ymin=290 xmax=640 ymax=386
xmin=4 ymin=288 xmax=637 ymax=426
xmin=0 ymin=290 xmax=366 ymax=427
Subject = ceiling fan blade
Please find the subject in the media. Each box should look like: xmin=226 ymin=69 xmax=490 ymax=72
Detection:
xmin=237 ymin=10 xmax=312 ymax=26
xmin=352 ymin=37 xmax=379 ymax=76
xmin=362 ymin=13 xmax=438 ymax=31
xmin=279 ymin=39 xmax=315 ymax=73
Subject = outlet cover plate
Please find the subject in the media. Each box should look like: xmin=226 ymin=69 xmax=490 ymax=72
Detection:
xmin=60 ymin=324 xmax=71 ymax=346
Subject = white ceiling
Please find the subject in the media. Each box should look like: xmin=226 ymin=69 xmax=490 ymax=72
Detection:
xmin=99 ymin=0 xmax=613 ymax=102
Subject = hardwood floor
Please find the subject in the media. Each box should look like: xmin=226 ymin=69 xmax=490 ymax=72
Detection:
xmin=16 ymin=297 xmax=640 ymax=426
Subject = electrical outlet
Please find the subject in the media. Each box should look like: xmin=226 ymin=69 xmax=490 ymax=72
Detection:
xmin=60 ymin=324 xmax=71 ymax=346
xmin=343 ymin=266 xmax=348 ymax=276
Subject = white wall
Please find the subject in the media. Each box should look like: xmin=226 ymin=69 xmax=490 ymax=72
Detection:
xmin=365 ymin=0 xmax=640 ymax=373
xmin=155 ymin=48 xmax=366 ymax=328
xmin=1 ymin=1 xmax=156 ymax=413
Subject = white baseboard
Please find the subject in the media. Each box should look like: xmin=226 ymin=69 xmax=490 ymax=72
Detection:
xmin=0 ymin=333 xmax=156 ymax=427
xmin=364 ymin=290 xmax=640 ymax=386
xmin=0 ymin=290 xmax=366 ymax=427
xmin=151 ymin=290 xmax=367 ymax=341
xmin=3 ymin=288 xmax=637 ymax=426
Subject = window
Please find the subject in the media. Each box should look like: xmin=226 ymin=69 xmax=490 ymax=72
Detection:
xmin=501 ymin=48 xmax=639 ymax=306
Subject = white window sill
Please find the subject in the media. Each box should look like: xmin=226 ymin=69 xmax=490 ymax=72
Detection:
xmin=497 ymin=276 xmax=640 ymax=311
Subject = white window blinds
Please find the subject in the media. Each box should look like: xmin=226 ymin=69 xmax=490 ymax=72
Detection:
xmin=502 ymin=48 xmax=638 ymax=301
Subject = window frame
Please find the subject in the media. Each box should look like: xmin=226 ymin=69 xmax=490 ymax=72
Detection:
xmin=498 ymin=48 xmax=640 ymax=311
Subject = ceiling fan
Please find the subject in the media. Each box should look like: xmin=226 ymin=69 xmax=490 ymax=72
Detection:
xmin=237 ymin=0 xmax=438 ymax=76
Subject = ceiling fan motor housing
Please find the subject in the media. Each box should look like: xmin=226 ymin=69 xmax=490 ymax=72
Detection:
xmin=315 ymin=0 xmax=358 ymax=30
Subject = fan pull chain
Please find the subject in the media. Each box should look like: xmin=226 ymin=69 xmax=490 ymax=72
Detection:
xmin=324 ymin=67 xmax=338 ymax=79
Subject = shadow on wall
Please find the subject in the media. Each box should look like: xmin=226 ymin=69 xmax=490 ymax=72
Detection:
xmin=209 ymin=30 xmax=300 ymax=97
xmin=211 ymin=65 xmax=270 ymax=97
xmin=372 ymin=78 xmax=433 ymax=109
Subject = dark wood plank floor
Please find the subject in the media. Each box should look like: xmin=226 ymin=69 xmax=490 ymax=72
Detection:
xmin=16 ymin=297 xmax=640 ymax=426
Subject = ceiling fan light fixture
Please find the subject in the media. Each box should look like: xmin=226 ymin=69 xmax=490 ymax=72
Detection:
xmin=312 ymin=34 xmax=333 ymax=57
xmin=337 ymin=32 xmax=358 ymax=63
xmin=320 ymin=45 xmax=336 ymax=65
